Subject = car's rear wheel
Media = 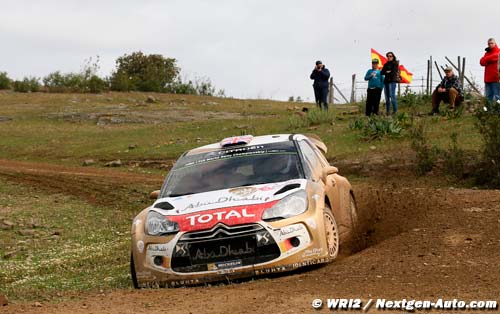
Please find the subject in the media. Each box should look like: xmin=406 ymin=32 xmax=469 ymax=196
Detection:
xmin=323 ymin=207 xmax=339 ymax=259
xmin=130 ymin=253 xmax=139 ymax=289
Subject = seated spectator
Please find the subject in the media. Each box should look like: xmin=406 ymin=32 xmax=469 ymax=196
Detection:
xmin=429 ymin=67 xmax=463 ymax=115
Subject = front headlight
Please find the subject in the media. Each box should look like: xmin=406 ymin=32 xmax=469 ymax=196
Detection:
xmin=146 ymin=211 xmax=179 ymax=236
xmin=262 ymin=190 xmax=308 ymax=221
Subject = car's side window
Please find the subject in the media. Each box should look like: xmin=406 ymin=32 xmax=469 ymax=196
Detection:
xmin=298 ymin=140 xmax=322 ymax=181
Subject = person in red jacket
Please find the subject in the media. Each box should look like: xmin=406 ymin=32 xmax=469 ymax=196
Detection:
xmin=480 ymin=38 xmax=500 ymax=102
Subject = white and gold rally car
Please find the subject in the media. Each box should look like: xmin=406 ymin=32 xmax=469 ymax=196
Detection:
xmin=131 ymin=134 xmax=358 ymax=288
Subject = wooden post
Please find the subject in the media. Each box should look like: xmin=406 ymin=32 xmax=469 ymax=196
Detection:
xmin=457 ymin=56 xmax=461 ymax=81
xmin=461 ymin=57 xmax=466 ymax=88
xmin=445 ymin=56 xmax=481 ymax=93
xmin=328 ymin=77 xmax=334 ymax=105
xmin=350 ymin=74 xmax=356 ymax=103
xmin=434 ymin=61 xmax=443 ymax=80
xmin=421 ymin=76 xmax=425 ymax=94
xmin=426 ymin=59 xmax=430 ymax=95
xmin=429 ymin=56 xmax=433 ymax=93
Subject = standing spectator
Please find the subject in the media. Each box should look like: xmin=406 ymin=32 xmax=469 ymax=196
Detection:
xmin=429 ymin=67 xmax=463 ymax=115
xmin=364 ymin=59 xmax=384 ymax=116
xmin=381 ymin=52 xmax=400 ymax=115
xmin=480 ymin=38 xmax=500 ymax=102
xmin=310 ymin=60 xmax=330 ymax=110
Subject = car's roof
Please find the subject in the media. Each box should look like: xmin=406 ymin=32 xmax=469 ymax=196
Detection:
xmin=185 ymin=134 xmax=308 ymax=156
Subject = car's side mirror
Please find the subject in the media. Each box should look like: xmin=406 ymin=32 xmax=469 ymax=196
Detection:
xmin=321 ymin=166 xmax=338 ymax=184
xmin=150 ymin=190 xmax=160 ymax=199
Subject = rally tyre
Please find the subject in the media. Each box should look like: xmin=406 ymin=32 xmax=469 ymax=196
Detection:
xmin=130 ymin=253 xmax=139 ymax=289
xmin=323 ymin=207 xmax=339 ymax=259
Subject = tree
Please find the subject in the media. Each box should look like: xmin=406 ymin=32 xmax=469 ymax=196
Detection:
xmin=0 ymin=72 xmax=11 ymax=90
xmin=110 ymin=51 xmax=179 ymax=92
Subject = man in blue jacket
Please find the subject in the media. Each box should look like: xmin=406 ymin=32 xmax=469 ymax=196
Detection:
xmin=310 ymin=60 xmax=330 ymax=110
xmin=364 ymin=59 xmax=384 ymax=116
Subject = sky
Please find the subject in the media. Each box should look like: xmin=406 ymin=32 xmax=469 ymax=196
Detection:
xmin=0 ymin=0 xmax=497 ymax=102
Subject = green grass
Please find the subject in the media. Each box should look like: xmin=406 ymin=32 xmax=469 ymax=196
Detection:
xmin=0 ymin=178 xmax=134 ymax=301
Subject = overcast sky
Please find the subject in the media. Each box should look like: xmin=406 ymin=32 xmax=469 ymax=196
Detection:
xmin=0 ymin=0 xmax=497 ymax=101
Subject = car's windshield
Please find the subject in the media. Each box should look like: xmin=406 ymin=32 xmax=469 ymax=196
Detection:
xmin=160 ymin=141 xmax=303 ymax=197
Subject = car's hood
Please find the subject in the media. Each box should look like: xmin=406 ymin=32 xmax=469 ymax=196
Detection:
xmin=151 ymin=179 xmax=307 ymax=232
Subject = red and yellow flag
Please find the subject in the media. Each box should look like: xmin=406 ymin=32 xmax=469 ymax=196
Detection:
xmin=371 ymin=48 xmax=413 ymax=84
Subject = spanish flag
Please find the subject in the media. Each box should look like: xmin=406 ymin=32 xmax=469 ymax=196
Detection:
xmin=371 ymin=48 xmax=413 ymax=84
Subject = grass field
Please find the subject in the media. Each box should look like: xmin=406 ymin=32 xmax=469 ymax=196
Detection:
xmin=0 ymin=90 xmax=486 ymax=301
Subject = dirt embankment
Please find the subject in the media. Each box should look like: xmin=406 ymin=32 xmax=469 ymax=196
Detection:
xmin=0 ymin=159 xmax=499 ymax=314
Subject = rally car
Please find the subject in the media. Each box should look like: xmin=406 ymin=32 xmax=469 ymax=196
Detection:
xmin=130 ymin=134 xmax=358 ymax=288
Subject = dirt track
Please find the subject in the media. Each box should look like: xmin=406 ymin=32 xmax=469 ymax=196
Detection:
xmin=1 ymin=159 xmax=499 ymax=314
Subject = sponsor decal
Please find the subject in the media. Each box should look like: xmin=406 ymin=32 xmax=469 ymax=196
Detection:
xmin=254 ymin=258 xmax=330 ymax=275
xmin=192 ymin=243 xmax=255 ymax=262
xmin=302 ymin=248 xmax=322 ymax=258
xmin=148 ymin=244 xmax=168 ymax=253
xmin=228 ymin=187 xmax=257 ymax=197
xmin=279 ymin=239 xmax=294 ymax=253
xmin=279 ymin=225 xmax=304 ymax=237
xmin=136 ymin=271 xmax=155 ymax=281
xmin=207 ymin=259 xmax=242 ymax=271
xmin=168 ymin=200 xmax=279 ymax=232
xmin=137 ymin=240 xmax=144 ymax=253
xmin=183 ymin=195 xmax=269 ymax=211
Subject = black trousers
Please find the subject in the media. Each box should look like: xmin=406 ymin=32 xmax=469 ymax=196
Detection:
xmin=366 ymin=87 xmax=382 ymax=116
xmin=313 ymin=86 xmax=329 ymax=110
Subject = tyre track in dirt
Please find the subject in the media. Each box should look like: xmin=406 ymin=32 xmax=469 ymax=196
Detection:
xmin=1 ymin=159 xmax=500 ymax=313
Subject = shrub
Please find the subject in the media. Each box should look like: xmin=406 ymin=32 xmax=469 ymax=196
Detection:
xmin=86 ymin=75 xmax=108 ymax=93
xmin=288 ymin=108 xmax=335 ymax=129
xmin=409 ymin=119 xmax=440 ymax=175
xmin=442 ymin=132 xmax=465 ymax=178
xmin=473 ymin=101 xmax=500 ymax=186
xmin=0 ymin=72 xmax=11 ymax=90
xmin=13 ymin=77 xmax=40 ymax=93
xmin=349 ymin=115 xmax=404 ymax=140
xmin=165 ymin=79 xmax=197 ymax=95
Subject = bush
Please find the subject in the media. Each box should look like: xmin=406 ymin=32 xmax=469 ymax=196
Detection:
xmin=473 ymin=102 xmax=500 ymax=186
xmin=42 ymin=57 xmax=107 ymax=93
xmin=165 ymin=79 xmax=197 ymax=95
xmin=13 ymin=77 xmax=41 ymax=93
xmin=110 ymin=51 xmax=179 ymax=92
xmin=442 ymin=132 xmax=465 ymax=178
xmin=0 ymin=72 xmax=11 ymax=90
xmin=86 ymin=75 xmax=108 ymax=93
xmin=288 ymin=108 xmax=335 ymax=129
xmin=349 ymin=115 xmax=404 ymax=141
xmin=409 ymin=119 xmax=440 ymax=175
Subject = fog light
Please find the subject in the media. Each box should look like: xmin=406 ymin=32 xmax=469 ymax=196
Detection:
xmin=290 ymin=237 xmax=300 ymax=247
xmin=153 ymin=256 xmax=163 ymax=266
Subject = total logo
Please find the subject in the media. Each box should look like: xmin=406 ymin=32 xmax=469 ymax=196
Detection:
xmin=186 ymin=209 xmax=255 ymax=226
xmin=168 ymin=200 xmax=278 ymax=232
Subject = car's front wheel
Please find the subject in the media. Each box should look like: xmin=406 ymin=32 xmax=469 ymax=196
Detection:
xmin=323 ymin=206 xmax=339 ymax=259
xmin=130 ymin=253 xmax=139 ymax=289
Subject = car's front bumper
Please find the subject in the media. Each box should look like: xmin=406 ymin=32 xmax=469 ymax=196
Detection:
xmin=132 ymin=212 xmax=331 ymax=288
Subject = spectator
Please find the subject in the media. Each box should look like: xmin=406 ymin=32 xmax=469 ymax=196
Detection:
xmin=364 ymin=59 xmax=384 ymax=116
xmin=381 ymin=51 xmax=400 ymax=115
xmin=480 ymin=38 xmax=500 ymax=102
xmin=310 ymin=60 xmax=330 ymax=110
xmin=429 ymin=67 xmax=463 ymax=115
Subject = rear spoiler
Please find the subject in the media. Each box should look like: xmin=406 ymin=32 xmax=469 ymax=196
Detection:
xmin=304 ymin=133 xmax=328 ymax=154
